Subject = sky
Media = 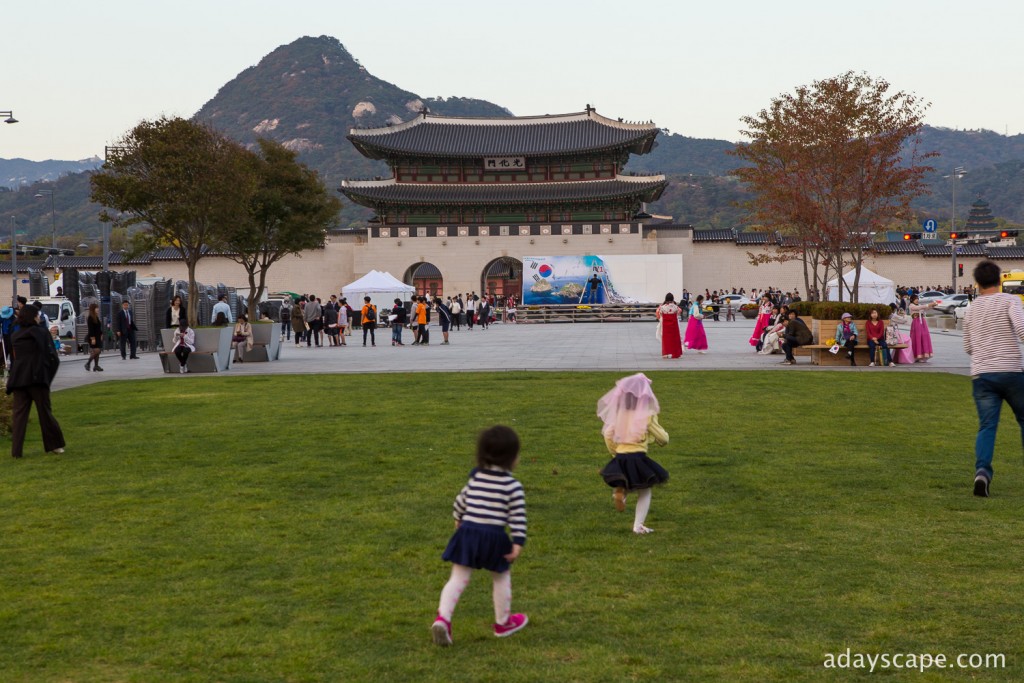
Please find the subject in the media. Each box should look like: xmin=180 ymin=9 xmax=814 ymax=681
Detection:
xmin=2 ymin=0 xmax=1022 ymax=161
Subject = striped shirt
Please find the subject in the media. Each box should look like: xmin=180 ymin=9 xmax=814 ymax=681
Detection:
xmin=963 ymin=293 xmax=1024 ymax=376
xmin=452 ymin=468 xmax=527 ymax=546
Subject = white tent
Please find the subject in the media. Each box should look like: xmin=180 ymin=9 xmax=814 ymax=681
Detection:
xmin=826 ymin=267 xmax=896 ymax=304
xmin=341 ymin=270 xmax=415 ymax=304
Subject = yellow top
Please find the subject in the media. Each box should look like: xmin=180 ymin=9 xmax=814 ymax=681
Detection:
xmin=604 ymin=414 xmax=669 ymax=456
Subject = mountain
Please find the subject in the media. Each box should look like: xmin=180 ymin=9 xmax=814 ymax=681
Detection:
xmin=193 ymin=35 xmax=510 ymax=227
xmin=0 ymin=157 xmax=102 ymax=189
xmin=3 ymin=35 xmax=1024 ymax=242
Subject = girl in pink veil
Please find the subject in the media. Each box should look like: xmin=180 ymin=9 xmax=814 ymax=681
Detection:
xmin=597 ymin=373 xmax=670 ymax=534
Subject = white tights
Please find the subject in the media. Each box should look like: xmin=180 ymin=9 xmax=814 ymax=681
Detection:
xmin=633 ymin=488 xmax=653 ymax=532
xmin=438 ymin=564 xmax=512 ymax=625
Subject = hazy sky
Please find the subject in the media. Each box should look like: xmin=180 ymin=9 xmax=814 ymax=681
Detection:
xmin=3 ymin=0 xmax=1021 ymax=161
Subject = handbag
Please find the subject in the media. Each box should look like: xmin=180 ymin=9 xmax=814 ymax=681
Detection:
xmin=885 ymin=323 xmax=900 ymax=345
xmin=232 ymin=334 xmax=247 ymax=343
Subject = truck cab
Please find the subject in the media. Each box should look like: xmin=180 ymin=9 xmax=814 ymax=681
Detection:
xmin=32 ymin=297 xmax=77 ymax=338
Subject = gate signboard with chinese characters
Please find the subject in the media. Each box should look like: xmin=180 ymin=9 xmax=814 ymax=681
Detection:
xmin=484 ymin=157 xmax=526 ymax=170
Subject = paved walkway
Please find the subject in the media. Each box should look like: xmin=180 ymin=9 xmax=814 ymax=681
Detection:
xmin=52 ymin=319 xmax=972 ymax=392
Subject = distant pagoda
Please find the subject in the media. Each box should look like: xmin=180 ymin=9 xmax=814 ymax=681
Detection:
xmin=339 ymin=105 xmax=667 ymax=225
xmin=965 ymin=197 xmax=998 ymax=231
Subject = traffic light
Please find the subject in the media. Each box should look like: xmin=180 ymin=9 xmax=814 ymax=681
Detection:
xmin=950 ymin=232 xmax=960 ymax=239
xmin=958 ymin=264 xmax=964 ymax=277
xmin=1000 ymin=230 xmax=1019 ymax=238
xmin=903 ymin=232 xmax=922 ymax=240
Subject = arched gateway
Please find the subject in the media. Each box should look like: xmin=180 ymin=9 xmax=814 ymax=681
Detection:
xmin=481 ymin=257 xmax=522 ymax=299
xmin=404 ymin=262 xmax=443 ymax=297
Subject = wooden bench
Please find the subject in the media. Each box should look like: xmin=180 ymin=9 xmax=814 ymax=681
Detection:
xmin=804 ymin=343 xmax=909 ymax=366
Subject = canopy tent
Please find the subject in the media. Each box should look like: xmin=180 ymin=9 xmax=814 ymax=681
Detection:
xmin=341 ymin=270 xmax=415 ymax=304
xmin=826 ymin=267 xmax=896 ymax=304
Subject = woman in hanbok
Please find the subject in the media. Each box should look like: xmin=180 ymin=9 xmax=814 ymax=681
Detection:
xmin=889 ymin=306 xmax=914 ymax=364
xmin=656 ymin=293 xmax=683 ymax=359
xmin=683 ymin=295 xmax=708 ymax=353
xmin=757 ymin=306 xmax=786 ymax=355
xmin=748 ymin=294 xmax=773 ymax=348
xmin=908 ymin=294 xmax=938 ymax=361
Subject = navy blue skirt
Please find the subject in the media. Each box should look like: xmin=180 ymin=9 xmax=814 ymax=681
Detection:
xmin=442 ymin=521 xmax=513 ymax=573
xmin=601 ymin=451 xmax=669 ymax=490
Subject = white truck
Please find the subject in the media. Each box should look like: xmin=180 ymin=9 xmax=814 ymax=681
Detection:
xmin=32 ymin=297 xmax=77 ymax=338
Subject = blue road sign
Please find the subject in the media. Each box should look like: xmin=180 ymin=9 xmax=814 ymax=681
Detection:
xmin=922 ymin=219 xmax=938 ymax=233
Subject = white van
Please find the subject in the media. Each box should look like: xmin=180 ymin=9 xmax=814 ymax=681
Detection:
xmin=33 ymin=297 xmax=77 ymax=338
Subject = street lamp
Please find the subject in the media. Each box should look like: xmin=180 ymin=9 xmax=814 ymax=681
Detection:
xmin=1 ymin=110 xmax=17 ymax=125
xmin=945 ymin=166 xmax=967 ymax=291
xmin=9 ymin=215 xmax=20 ymax=304
xmin=34 ymin=189 xmax=56 ymax=249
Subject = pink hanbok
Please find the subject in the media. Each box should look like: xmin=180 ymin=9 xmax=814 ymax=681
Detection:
xmin=909 ymin=302 xmax=936 ymax=361
xmin=748 ymin=301 xmax=772 ymax=347
xmin=684 ymin=302 xmax=708 ymax=351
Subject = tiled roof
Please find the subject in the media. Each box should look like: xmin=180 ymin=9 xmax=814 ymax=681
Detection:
xmin=874 ymin=241 xmax=923 ymax=254
xmin=151 ymin=247 xmax=183 ymax=260
xmin=0 ymin=260 xmax=48 ymax=274
xmin=339 ymin=176 xmax=667 ymax=208
xmin=692 ymin=229 xmax=736 ymax=242
xmin=778 ymin=235 xmax=804 ymax=247
xmin=348 ymin=110 xmax=660 ymax=160
xmin=923 ymin=244 xmax=988 ymax=257
xmin=735 ymin=231 xmax=772 ymax=245
xmin=985 ymin=246 xmax=1024 ymax=259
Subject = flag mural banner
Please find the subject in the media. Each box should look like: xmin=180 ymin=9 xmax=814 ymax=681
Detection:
xmin=522 ymin=255 xmax=681 ymax=305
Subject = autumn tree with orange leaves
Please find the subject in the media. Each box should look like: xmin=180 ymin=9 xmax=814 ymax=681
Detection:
xmin=731 ymin=72 xmax=935 ymax=302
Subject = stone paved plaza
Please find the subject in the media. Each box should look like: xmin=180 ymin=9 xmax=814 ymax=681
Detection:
xmin=52 ymin=318 xmax=972 ymax=392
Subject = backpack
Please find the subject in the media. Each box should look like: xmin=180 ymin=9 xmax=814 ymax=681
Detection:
xmin=365 ymin=306 xmax=376 ymax=322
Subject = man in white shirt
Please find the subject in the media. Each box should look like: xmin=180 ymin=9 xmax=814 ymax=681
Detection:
xmin=963 ymin=260 xmax=1024 ymax=497
xmin=211 ymin=295 xmax=232 ymax=325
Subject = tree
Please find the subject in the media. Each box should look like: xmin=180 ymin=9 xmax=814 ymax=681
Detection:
xmin=223 ymin=139 xmax=342 ymax=320
xmin=90 ymin=117 xmax=258 ymax=326
xmin=731 ymin=72 xmax=935 ymax=301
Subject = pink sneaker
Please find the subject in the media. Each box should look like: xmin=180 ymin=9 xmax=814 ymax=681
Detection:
xmin=431 ymin=615 xmax=452 ymax=646
xmin=494 ymin=613 xmax=528 ymax=638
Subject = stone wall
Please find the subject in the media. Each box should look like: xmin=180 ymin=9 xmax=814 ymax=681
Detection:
xmin=3 ymin=230 xmax=1010 ymax=306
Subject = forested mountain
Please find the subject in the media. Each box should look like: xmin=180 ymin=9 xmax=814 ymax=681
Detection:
xmin=2 ymin=34 xmax=1023 ymax=246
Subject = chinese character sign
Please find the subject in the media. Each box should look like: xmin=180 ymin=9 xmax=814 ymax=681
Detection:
xmin=484 ymin=157 xmax=526 ymax=170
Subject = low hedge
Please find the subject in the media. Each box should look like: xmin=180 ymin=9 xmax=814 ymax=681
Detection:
xmin=788 ymin=302 xmax=893 ymax=320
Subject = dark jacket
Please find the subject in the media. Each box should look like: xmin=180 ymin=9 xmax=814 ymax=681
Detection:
xmin=87 ymin=316 xmax=104 ymax=349
xmin=7 ymin=325 xmax=60 ymax=393
xmin=164 ymin=305 xmax=187 ymax=329
xmin=117 ymin=308 xmax=138 ymax=334
xmin=787 ymin=316 xmax=813 ymax=346
xmin=391 ymin=304 xmax=407 ymax=325
xmin=165 ymin=304 xmax=187 ymax=329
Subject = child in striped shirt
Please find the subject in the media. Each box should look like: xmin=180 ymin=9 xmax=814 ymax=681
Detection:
xmin=431 ymin=425 xmax=528 ymax=646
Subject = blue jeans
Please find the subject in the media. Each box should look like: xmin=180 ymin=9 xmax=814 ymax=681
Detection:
xmin=392 ymin=322 xmax=403 ymax=344
xmin=867 ymin=339 xmax=890 ymax=365
xmin=972 ymin=372 xmax=1024 ymax=480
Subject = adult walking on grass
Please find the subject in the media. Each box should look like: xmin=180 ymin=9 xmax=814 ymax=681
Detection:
xmin=963 ymin=260 xmax=1024 ymax=498
xmin=7 ymin=304 xmax=64 ymax=459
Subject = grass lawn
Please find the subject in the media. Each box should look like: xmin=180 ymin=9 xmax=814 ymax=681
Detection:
xmin=1 ymin=371 xmax=1021 ymax=682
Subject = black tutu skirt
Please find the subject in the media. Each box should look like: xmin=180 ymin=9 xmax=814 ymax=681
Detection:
xmin=601 ymin=451 xmax=669 ymax=490
xmin=441 ymin=521 xmax=513 ymax=573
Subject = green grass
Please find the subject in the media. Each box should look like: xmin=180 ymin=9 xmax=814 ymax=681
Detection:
xmin=1 ymin=372 xmax=1022 ymax=682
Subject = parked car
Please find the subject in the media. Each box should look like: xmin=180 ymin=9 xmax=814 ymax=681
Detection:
xmin=916 ymin=290 xmax=947 ymax=304
xmin=716 ymin=294 xmax=752 ymax=308
xmin=935 ymin=293 xmax=971 ymax=313
xmin=33 ymin=297 xmax=77 ymax=338
xmin=953 ymin=299 xmax=971 ymax=322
